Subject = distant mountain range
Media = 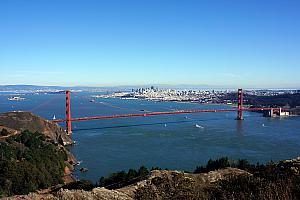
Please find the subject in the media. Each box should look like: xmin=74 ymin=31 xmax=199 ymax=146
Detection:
xmin=0 ymin=84 xmax=222 ymax=92
xmin=0 ymin=85 xmax=65 ymax=91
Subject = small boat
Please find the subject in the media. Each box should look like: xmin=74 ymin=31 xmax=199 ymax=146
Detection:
xmin=164 ymin=124 xmax=167 ymax=127
xmin=195 ymin=124 xmax=204 ymax=128
xmin=8 ymin=96 xmax=26 ymax=101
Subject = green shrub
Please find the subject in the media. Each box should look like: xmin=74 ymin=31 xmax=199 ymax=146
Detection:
xmin=98 ymin=166 xmax=149 ymax=189
xmin=63 ymin=180 xmax=94 ymax=191
xmin=194 ymin=157 xmax=231 ymax=173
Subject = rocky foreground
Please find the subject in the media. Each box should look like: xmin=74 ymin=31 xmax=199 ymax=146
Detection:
xmin=4 ymin=157 xmax=300 ymax=200
xmin=2 ymin=168 xmax=249 ymax=200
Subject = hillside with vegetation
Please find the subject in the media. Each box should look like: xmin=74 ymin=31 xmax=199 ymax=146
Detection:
xmin=0 ymin=130 xmax=69 ymax=197
xmin=0 ymin=111 xmax=77 ymax=198
xmin=4 ymin=156 xmax=300 ymax=199
xmin=223 ymin=92 xmax=300 ymax=108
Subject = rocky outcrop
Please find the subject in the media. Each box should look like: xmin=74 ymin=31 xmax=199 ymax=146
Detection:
xmin=280 ymin=156 xmax=300 ymax=174
xmin=1 ymin=188 xmax=133 ymax=200
xmin=0 ymin=111 xmax=72 ymax=145
xmin=133 ymin=169 xmax=251 ymax=199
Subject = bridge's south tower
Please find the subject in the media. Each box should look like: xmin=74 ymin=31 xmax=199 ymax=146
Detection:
xmin=66 ymin=90 xmax=72 ymax=135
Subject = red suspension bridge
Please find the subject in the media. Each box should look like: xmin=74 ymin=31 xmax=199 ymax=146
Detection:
xmin=52 ymin=89 xmax=287 ymax=135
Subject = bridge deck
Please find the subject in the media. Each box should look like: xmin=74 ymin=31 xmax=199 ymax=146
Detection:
xmin=52 ymin=107 xmax=281 ymax=123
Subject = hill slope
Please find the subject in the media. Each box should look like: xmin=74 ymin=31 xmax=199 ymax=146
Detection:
xmin=0 ymin=111 xmax=72 ymax=145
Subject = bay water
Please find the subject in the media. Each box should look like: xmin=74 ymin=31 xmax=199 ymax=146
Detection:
xmin=1 ymin=92 xmax=300 ymax=182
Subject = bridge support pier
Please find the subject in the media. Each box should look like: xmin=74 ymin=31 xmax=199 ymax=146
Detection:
xmin=237 ymin=88 xmax=243 ymax=120
xmin=66 ymin=90 xmax=72 ymax=135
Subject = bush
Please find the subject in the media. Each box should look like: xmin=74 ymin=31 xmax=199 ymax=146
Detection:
xmin=194 ymin=157 xmax=231 ymax=173
xmin=98 ymin=166 xmax=149 ymax=189
xmin=194 ymin=157 xmax=257 ymax=174
xmin=63 ymin=180 xmax=94 ymax=191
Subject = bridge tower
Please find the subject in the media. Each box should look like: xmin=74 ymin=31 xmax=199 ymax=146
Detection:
xmin=237 ymin=88 xmax=243 ymax=120
xmin=66 ymin=90 xmax=72 ymax=135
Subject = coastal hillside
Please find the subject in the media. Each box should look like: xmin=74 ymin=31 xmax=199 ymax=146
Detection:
xmin=0 ymin=112 xmax=76 ymax=197
xmin=0 ymin=111 xmax=72 ymax=145
xmin=0 ymin=130 xmax=72 ymax=197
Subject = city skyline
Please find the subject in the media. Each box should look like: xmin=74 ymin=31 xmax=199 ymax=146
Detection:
xmin=1 ymin=0 xmax=299 ymax=88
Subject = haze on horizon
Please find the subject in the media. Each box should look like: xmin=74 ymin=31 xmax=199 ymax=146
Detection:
xmin=0 ymin=0 xmax=299 ymax=89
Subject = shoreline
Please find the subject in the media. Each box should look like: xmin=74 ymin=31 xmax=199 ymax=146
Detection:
xmin=92 ymin=96 xmax=300 ymax=118
xmin=94 ymin=95 xmax=234 ymax=107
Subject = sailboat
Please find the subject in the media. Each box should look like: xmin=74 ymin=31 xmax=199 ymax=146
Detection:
xmin=53 ymin=115 xmax=56 ymax=120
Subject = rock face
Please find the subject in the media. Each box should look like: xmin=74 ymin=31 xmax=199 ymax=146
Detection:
xmin=0 ymin=111 xmax=72 ymax=145
xmin=3 ymin=168 xmax=250 ymax=200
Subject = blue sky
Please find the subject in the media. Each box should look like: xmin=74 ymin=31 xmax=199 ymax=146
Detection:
xmin=0 ymin=0 xmax=299 ymax=88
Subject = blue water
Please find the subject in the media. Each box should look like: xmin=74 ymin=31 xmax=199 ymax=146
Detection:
xmin=1 ymin=92 xmax=300 ymax=182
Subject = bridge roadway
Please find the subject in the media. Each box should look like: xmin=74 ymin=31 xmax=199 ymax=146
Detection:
xmin=52 ymin=107 xmax=281 ymax=123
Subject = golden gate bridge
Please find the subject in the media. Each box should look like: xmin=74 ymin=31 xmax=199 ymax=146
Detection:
xmin=52 ymin=89 xmax=287 ymax=135
xmin=51 ymin=89 xmax=286 ymax=135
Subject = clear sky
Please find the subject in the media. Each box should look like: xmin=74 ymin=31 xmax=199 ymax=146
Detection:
xmin=0 ymin=0 xmax=299 ymax=88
